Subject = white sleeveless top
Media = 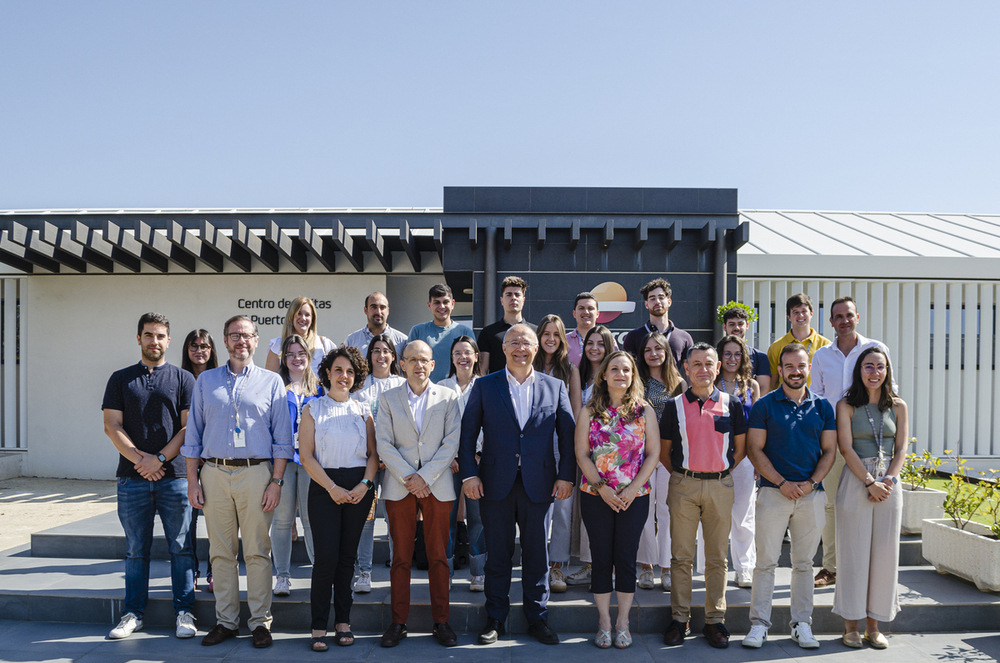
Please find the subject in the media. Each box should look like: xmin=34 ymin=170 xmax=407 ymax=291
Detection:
xmin=307 ymin=395 xmax=369 ymax=469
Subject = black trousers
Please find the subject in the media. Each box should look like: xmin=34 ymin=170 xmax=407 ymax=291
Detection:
xmin=308 ymin=467 xmax=373 ymax=629
xmin=580 ymin=491 xmax=649 ymax=594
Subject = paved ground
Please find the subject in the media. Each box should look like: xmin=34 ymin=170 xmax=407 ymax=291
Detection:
xmin=0 ymin=478 xmax=117 ymax=552
xmin=0 ymin=620 xmax=998 ymax=663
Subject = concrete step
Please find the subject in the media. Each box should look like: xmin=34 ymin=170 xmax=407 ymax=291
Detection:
xmin=0 ymin=453 xmax=22 ymax=481
xmin=1 ymin=548 xmax=996 ymax=634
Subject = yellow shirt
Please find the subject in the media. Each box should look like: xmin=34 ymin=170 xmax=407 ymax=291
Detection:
xmin=767 ymin=328 xmax=831 ymax=388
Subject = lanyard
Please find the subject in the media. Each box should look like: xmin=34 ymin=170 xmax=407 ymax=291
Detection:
xmin=863 ymin=404 xmax=888 ymax=477
xmin=226 ymin=369 xmax=250 ymax=433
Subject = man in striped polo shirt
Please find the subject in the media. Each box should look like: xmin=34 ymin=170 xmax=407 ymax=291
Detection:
xmin=659 ymin=342 xmax=748 ymax=649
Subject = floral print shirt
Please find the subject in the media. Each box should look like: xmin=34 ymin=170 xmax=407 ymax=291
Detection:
xmin=581 ymin=404 xmax=651 ymax=496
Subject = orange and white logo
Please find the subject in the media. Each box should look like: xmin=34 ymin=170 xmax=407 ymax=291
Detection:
xmin=592 ymin=282 xmax=636 ymax=324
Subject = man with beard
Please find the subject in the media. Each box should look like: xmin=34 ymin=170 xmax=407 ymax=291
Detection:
xmin=622 ymin=278 xmax=693 ymax=372
xmin=742 ymin=344 xmax=837 ymax=651
xmin=103 ymin=312 xmax=197 ymax=640
xmin=344 ymin=291 xmax=408 ymax=357
xmin=182 ymin=315 xmax=293 ymax=649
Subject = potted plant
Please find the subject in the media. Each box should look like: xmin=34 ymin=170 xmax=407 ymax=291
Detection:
xmin=899 ymin=444 xmax=945 ymax=534
xmin=921 ymin=457 xmax=1000 ymax=592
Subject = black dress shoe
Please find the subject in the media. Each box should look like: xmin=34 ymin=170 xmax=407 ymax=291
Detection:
xmin=703 ymin=622 xmax=730 ymax=649
xmin=380 ymin=623 xmax=407 ymax=648
xmin=433 ymin=622 xmax=458 ymax=647
xmin=478 ymin=617 xmax=506 ymax=645
xmin=251 ymin=625 xmax=272 ymax=649
xmin=201 ymin=624 xmax=239 ymax=646
xmin=528 ymin=619 xmax=560 ymax=645
xmin=663 ymin=620 xmax=690 ymax=646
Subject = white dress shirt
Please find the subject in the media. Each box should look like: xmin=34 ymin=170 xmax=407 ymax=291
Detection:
xmin=406 ymin=382 xmax=431 ymax=434
xmin=810 ymin=332 xmax=897 ymax=405
xmin=505 ymin=367 xmax=535 ymax=430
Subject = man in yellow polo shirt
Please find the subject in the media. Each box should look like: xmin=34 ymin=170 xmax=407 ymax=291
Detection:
xmin=766 ymin=294 xmax=830 ymax=392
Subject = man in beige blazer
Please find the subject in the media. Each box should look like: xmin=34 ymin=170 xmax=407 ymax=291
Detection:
xmin=376 ymin=340 xmax=462 ymax=649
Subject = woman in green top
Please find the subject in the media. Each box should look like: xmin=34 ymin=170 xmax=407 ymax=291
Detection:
xmin=833 ymin=347 xmax=908 ymax=650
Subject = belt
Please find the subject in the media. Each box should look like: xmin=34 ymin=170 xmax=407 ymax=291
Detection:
xmin=207 ymin=457 xmax=268 ymax=467
xmin=679 ymin=468 xmax=731 ymax=480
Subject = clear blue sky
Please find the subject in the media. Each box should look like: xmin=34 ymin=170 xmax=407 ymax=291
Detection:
xmin=2 ymin=1 xmax=998 ymax=213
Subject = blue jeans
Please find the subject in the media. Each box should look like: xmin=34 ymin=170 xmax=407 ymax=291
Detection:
xmin=448 ymin=473 xmax=486 ymax=576
xmin=117 ymin=477 xmax=195 ymax=616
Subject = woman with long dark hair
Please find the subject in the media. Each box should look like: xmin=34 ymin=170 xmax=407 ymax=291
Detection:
xmin=833 ymin=347 xmax=908 ymax=649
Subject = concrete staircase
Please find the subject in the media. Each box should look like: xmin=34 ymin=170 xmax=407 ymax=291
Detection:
xmin=2 ymin=511 xmax=999 ymax=634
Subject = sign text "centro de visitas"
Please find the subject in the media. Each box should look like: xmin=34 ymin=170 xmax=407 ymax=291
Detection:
xmin=236 ymin=298 xmax=333 ymax=326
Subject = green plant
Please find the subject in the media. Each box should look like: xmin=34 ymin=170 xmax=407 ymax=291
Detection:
xmin=978 ymin=469 xmax=1000 ymax=538
xmin=900 ymin=440 xmax=941 ymax=490
xmin=716 ymin=301 xmax=758 ymax=326
xmin=942 ymin=454 xmax=990 ymax=531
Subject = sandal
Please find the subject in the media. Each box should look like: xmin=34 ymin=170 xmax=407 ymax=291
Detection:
xmin=594 ymin=628 xmax=612 ymax=649
xmin=335 ymin=629 xmax=355 ymax=647
xmin=310 ymin=636 xmax=328 ymax=652
xmin=615 ymin=628 xmax=633 ymax=649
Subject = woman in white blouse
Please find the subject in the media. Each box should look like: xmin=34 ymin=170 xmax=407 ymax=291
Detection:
xmin=298 ymin=346 xmax=378 ymax=651
xmin=264 ymin=296 xmax=337 ymax=375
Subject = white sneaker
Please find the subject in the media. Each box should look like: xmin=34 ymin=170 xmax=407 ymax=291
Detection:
xmin=273 ymin=576 xmax=291 ymax=596
xmin=353 ymin=571 xmax=372 ymax=594
xmin=791 ymin=622 xmax=819 ymax=649
xmin=470 ymin=575 xmax=485 ymax=592
xmin=735 ymin=570 xmax=753 ymax=588
xmin=109 ymin=612 xmax=143 ymax=639
xmin=175 ymin=611 xmax=196 ymax=639
xmin=742 ymin=624 xmax=767 ymax=648
xmin=637 ymin=567 xmax=655 ymax=590
xmin=660 ymin=569 xmax=672 ymax=591
xmin=566 ymin=564 xmax=591 ymax=586
xmin=549 ymin=566 xmax=568 ymax=593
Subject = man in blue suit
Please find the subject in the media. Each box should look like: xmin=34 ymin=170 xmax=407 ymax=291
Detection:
xmin=459 ymin=324 xmax=577 ymax=645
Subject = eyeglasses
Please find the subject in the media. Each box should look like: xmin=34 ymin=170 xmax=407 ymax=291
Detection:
xmin=723 ymin=351 xmax=743 ymax=360
xmin=371 ymin=348 xmax=393 ymax=356
xmin=862 ymin=364 xmax=887 ymax=374
xmin=228 ymin=333 xmax=257 ymax=342
xmin=405 ymin=357 xmax=432 ymax=366
xmin=452 ymin=351 xmax=476 ymax=359
xmin=505 ymin=341 xmax=537 ymax=349
xmin=189 ymin=343 xmax=211 ymax=351
xmin=285 ymin=352 xmax=310 ymax=361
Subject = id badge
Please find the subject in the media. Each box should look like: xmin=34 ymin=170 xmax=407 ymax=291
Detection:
xmin=874 ymin=458 xmax=887 ymax=481
xmin=234 ymin=427 xmax=247 ymax=448
xmin=293 ymin=431 xmax=299 ymax=450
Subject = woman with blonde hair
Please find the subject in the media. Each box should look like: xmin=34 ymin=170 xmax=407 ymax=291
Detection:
xmin=576 ymin=350 xmax=660 ymax=648
xmin=264 ymin=296 xmax=337 ymax=374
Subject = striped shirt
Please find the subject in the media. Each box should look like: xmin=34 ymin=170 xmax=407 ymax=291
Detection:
xmin=660 ymin=388 xmax=748 ymax=473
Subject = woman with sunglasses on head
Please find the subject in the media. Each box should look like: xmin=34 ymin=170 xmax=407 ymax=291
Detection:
xmin=438 ymin=336 xmax=487 ymax=592
xmin=635 ymin=332 xmax=686 ymax=591
xmin=264 ymin=296 xmax=337 ymax=375
xmin=532 ymin=315 xmax=581 ymax=593
xmin=270 ymin=334 xmax=324 ymax=598
xmin=833 ymin=347 xmax=907 ymax=650
xmin=350 ymin=334 xmax=405 ymax=594
xmin=181 ymin=329 xmax=218 ymax=592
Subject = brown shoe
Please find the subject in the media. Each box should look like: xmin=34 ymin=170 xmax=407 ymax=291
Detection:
xmin=703 ymin=623 xmax=730 ymax=649
xmin=433 ymin=622 xmax=458 ymax=646
xmin=251 ymin=625 xmax=272 ymax=649
xmin=201 ymin=624 xmax=238 ymax=646
xmin=814 ymin=569 xmax=836 ymax=587
xmin=663 ymin=620 xmax=689 ymax=646
xmin=381 ymin=623 xmax=407 ymax=648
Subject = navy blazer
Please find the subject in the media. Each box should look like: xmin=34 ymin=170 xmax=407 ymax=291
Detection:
xmin=458 ymin=369 xmax=576 ymax=503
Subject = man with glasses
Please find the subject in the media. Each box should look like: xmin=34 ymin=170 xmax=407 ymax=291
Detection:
xmin=182 ymin=315 xmax=293 ymax=649
xmin=808 ymin=296 xmax=895 ymax=588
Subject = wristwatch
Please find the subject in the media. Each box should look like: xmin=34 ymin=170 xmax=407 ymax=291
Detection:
xmin=270 ymin=477 xmax=284 ymax=487
xmin=361 ymin=478 xmax=374 ymax=491
xmin=886 ymin=475 xmax=899 ymax=485
xmin=156 ymin=453 xmax=167 ymax=463
xmin=810 ymin=480 xmax=820 ymax=491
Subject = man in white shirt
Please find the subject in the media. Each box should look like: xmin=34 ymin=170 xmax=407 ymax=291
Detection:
xmin=809 ymin=296 xmax=894 ymax=588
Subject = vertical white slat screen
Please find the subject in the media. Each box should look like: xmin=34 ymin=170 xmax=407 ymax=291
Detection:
xmin=739 ymin=278 xmax=999 ymax=459
xmin=1 ymin=278 xmax=24 ymax=451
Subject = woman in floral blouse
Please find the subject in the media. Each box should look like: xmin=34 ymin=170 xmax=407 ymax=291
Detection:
xmin=575 ymin=351 xmax=660 ymax=649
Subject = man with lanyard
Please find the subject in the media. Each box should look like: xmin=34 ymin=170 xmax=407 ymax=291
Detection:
xmin=566 ymin=291 xmax=618 ymax=366
xmin=622 ymin=278 xmax=693 ymax=371
xmin=344 ymin=291 xmax=408 ymax=357
xmin=478 ymin=275 xmax=536 ymax=375
xmin=182 ymin=315 xmax=293 ymax=649
xmin=809 ymin=295 xmax=895 ymax=588
xmin=742 ymin=343 xmax=837 ymax=650
xmin=103 ymin=312 xmax=197 ymax=640
xmin=766 ymin=293 xmax=830 ymax=392
xmin=659 ymin=343 xmax=747 ymax=649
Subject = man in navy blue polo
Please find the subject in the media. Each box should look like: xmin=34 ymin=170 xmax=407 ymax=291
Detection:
xmin=103 ymin=312 xmax=197 ymax=641
xmin=741 ymin=343 xmax=836 ymax=651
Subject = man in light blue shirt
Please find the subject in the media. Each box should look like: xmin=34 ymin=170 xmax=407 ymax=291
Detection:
xmin=404 ymin=284 xmax=475 ymax=383
xmin=182 ymin=315 xmax=293 ymax=650
xmin=343 ymin=291 xmax=408 ymax=357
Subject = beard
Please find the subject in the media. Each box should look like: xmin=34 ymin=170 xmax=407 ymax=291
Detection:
xmin=141 ymin=346 xmax=164 ymax=363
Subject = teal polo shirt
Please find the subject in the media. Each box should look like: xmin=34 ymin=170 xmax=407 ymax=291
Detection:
xmin=747 ymin=387 xmax=836 ymax=489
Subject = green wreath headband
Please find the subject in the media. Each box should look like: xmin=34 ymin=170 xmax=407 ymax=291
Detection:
xmin=716 ymin=301 xmax=758 ymax=325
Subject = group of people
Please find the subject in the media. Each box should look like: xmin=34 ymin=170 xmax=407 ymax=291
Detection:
xmin=102 ymin=277 xmax=908 ymax=652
